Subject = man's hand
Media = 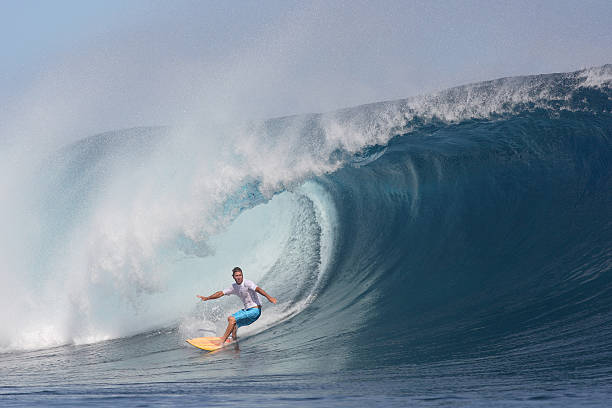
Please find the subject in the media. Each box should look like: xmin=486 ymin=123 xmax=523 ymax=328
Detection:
xmin=255 ymin=286 xmax=277 ymax=304
xmin=197 ymin=291 xmax=224 ymax=302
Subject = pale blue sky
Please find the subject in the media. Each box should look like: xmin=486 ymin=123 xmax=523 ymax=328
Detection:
xmin=1 ymin=0 xmax=611 ymax=138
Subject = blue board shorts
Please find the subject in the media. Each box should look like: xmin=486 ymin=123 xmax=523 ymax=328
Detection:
xmin=232 ymin=307 xmax=261 ymax=327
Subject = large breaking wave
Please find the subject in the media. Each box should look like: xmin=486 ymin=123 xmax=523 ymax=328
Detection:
xmin=1 ymin=64 xmax=611 ymax=372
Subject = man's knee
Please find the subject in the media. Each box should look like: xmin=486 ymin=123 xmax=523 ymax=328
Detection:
xmin=228 ymin=315 xmax=236 ymax=324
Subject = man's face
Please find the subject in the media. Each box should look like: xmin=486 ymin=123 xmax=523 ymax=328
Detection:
xmin=233 ymin=271 xmax=243 ymax=284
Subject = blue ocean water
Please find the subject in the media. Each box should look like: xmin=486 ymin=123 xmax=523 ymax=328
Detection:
xmin=1 ymin=66 xmax=611 ymax=406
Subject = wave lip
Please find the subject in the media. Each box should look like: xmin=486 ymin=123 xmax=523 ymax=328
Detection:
xmin=1 ymin=65 xmax=611 ymax=356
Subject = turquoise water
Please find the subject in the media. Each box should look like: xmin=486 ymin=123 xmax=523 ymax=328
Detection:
xmin=1 ymin=66 xmax=611 ymax=406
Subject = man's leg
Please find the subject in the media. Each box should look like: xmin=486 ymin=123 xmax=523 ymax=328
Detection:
xmin=231 ymin=324 xmax=238 ymax=341
xmin=219 ymin=315 xmax=236 ymax=345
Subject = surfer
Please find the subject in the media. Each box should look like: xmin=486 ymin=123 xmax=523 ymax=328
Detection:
xmin=196 ymin=267 xmax=277 ymax=347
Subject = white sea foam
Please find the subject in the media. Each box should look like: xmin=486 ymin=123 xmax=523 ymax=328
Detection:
xmin=1 ymin=65 xmax=610 ymax=351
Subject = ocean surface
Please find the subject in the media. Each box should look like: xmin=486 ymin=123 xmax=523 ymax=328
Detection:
xmin=1 ymin=66 xmax=611 ymax=406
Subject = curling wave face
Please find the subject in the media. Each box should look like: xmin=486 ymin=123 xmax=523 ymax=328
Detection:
xmin=0 ymin=65 xmax=611 ymax=368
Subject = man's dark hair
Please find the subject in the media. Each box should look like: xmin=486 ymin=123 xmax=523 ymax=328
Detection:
xmin=232 ymin=267 xmax=242 ymax=276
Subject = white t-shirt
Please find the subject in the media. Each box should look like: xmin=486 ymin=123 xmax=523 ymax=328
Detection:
xmin=223 ymin=279 xmax=261 ymax=309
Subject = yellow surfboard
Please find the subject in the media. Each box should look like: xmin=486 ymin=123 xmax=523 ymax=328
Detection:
xmin=186 ymin=336 xmax=231 ymax=351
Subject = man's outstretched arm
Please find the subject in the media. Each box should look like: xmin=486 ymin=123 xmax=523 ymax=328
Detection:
xmin=255 ymin=287 xmax=277 ymax=304
xmin=197 ymin=291 xmax=224 ymax=301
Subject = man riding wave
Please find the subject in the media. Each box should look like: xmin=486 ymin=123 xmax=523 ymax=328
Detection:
xmin=197 ymin=267 xmax=277 ymax=347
